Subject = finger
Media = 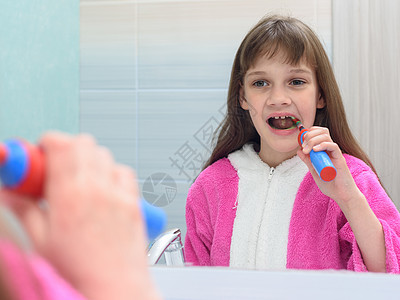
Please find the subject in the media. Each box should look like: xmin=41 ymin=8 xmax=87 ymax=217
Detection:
xmin=113 ymin=165 xmax=133 ymax=189
xmin=302 ymin=127 xmax=330 ymax=142
xmin=301 ymin=130 xmax=332 ymax=154
xmin=74 ymin=133 xmax=97 ymax=147
xmin=93 ymin=146 xmax=115 ymax=175
xmin=43 ymin=134 xmax=104 ymax=186
xmin=0 ymin=190 xmax=48 ymax=252
xmin=312 ymin=142 xmax=343 ymax=159
xmin=112 ymin=166 xmax=144 ymax=229
xmin=307 ymin=126 xmax=330 ymax=136
xmin=113 ymin=165 xmax=136 ymax=189
xmin=38 ymin=131 xmax=74 ymax=151
xmin=302 ymin=135 xmax=332 ymax=154
xmin=39 ymin=133 xmax=97 ymax=159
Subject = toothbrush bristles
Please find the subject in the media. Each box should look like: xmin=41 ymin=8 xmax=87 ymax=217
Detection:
xmin=290 ymin=117 xmax=302 ymax=128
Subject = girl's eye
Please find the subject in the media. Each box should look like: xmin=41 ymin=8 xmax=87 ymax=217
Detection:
xmin=253 ymin=80 xmax=267 ymax=87
xmin=290 ymin=79 xmax=306 ymax=86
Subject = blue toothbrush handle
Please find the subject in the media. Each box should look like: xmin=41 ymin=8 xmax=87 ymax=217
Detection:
xmin=299 ymin=130 xmax=336 ymax=181
xmin=140 ymin=199 xmax=167 ymax=240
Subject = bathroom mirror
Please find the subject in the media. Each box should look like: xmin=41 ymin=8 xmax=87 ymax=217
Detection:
xmin=80 ymin=0 xmax=400 ymax=258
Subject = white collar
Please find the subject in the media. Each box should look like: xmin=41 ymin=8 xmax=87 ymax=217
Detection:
xmin=228 ymin=143 xmax=304 ymax=174
xmin=228 ymin=143 xmax=308 ymax=270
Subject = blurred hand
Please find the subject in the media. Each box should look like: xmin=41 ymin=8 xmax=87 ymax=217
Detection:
xmin=0 ymin=132 xmax=160 ymax=300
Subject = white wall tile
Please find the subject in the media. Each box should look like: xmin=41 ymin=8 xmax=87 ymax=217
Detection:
xmin=137 ymin=90 xmax=226 ymax=180
xmin=80 ymin=0 xmax=333 ymax=240
xmin=80 ymin=1 xmax=136 ymax=89
xmin=80 ymin=90 xmax=137 ymax=166
xmin=138 ymin=0 xmax=332 ymax=89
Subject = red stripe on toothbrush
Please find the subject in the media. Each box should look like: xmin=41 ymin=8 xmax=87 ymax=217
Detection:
xmin=291 ymin=117 xmax=302 ymax=128
xmin=0 ymin=144 xmax=7 ymax=165
xmin=291 ymin=117 xmax=307 ymax=146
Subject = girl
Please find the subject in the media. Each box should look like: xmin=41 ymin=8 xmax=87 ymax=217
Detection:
xmin=185 ymin=15 xmax=400 ymax=273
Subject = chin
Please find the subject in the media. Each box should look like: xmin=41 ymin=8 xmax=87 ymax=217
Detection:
xmin=276 ymin=136 xmax=300 ymax=149
xmin=261 ymin=139 xmax=299 ymax=156
xmin=275 ymin=146 xmax=299 ymax=156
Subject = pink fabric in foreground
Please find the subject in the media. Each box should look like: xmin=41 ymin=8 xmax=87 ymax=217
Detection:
xmin=0 ymin=240 xmax=85 ymax=300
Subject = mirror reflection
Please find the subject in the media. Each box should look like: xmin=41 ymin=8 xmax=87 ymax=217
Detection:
xmin=80 ymin=0 xmax=400 ymax=273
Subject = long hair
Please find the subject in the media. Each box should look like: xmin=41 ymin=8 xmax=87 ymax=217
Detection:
xmin=203 ymin=14 xmax=377 ymax=176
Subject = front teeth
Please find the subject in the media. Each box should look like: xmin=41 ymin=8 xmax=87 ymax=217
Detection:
xmin=273 ymin=116 xmax=290 ymax=119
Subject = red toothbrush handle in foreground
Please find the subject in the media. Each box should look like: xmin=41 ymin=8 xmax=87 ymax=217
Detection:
xmin=0 ymin=139 xmax=166 ymax=240
xmin=0 ymin=140 xmax=45 ymax=197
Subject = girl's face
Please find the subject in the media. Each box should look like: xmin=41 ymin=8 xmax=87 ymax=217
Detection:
xmin=240 ymin=52 xmax=325 ymax=167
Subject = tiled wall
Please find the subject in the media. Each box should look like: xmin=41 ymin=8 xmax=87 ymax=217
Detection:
xmin=80 ymin=0 xmax=332 ymax=240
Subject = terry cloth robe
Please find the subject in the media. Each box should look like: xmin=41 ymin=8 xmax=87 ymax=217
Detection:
xmin=185 ymin=144 xmax=400 ymax=273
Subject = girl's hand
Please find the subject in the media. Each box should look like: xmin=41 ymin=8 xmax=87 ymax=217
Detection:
xmin=0 ymin=132 xmax=160 ymax=300
xmin=297 ymin=126 xmax=364 ymax=208
xmin=297 ymin=127 xmax=387 ymax=273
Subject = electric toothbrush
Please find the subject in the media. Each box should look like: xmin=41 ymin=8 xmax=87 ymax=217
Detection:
xmin=291 ymin=118 xmax=336 ymax=182
xmin=0 ymin=139 xmax=166 ymax=239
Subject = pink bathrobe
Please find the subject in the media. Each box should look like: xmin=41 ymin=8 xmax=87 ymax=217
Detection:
xmin=0 ymin=240 xmax=85 ymax=300
xmin=185 ymin=152 xmax=400 ymax=273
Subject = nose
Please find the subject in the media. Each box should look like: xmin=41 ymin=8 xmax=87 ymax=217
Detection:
xmin=266 ymin=85 xmax=291 ymax=106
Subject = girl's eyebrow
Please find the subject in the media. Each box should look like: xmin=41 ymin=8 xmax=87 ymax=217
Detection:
xmin=246 ymin=71 xmax=266 ymax=77
xmin=246 ymin=68 xmax=312 ymax=78
xmin=289 ymin=68 xmax=312 ymax=75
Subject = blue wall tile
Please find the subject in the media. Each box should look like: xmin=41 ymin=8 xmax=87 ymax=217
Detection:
xmin=0 ymin=0 xmax=80 ymax=141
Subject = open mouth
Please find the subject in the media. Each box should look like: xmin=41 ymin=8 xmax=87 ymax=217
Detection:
xmin=267 ymin=116 xmax=297 ymax=130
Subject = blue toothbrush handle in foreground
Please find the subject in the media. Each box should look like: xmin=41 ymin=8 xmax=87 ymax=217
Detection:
xmin=140 ymin=199 xmax=167 ymax=240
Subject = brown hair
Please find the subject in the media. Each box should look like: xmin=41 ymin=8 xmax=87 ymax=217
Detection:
xmin=203 ymin=14 xmax=377 ymax=176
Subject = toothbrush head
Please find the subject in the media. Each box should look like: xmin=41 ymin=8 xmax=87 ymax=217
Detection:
xmin=291 ymin=117 xmax=302 ymax=129
xmin=290 ymin=117 xmax=307 ymax=146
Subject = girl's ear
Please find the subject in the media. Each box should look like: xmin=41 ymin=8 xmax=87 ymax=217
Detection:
xmin=239 ymin=87 xmax=249 ymax=110
xmin=317 ymin=93 xmax=326 ymax=109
